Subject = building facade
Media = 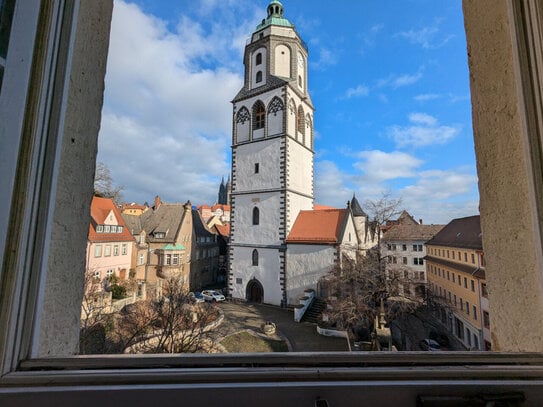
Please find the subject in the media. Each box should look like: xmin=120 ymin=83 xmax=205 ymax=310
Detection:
xmin=229 ymin=1 xmax=315 ymax=306
xmin=86 ymin=196 xmax=134 ymax=285
xmin=425 ymin=215 xmax=490 ymax=350
xmin=122 ymin=199 xmax=220 ymax=294
xmin=381 ymin=213 xmax=443 ymax=300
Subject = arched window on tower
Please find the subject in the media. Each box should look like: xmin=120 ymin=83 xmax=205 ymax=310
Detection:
xmin=253 ymin=101 xmax=265 ymax=130
xmin=256 ymin=71 xmax=263 ymax=83
xmin=252 ymin=207 xmax=260 ymax=225
xmin=256 ymin=53 xmax=262 ymax=65
xmin=252 ymin=249 xmax=259 ymax=266
xmin=297 ymin=106 xmax=305 ymax=136
xmin=305 ymin=113 xmax=312 ymax=147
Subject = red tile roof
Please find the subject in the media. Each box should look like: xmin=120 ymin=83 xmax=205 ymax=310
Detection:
xmin=314 ymin=204 xmax=337 ymax=210
xmin=214 ymin=224 xmax=230 ymax=237
xmin=89 ymin=196 xmax=135 ymax=243
xmin=287 ymin=209 xmax=346 ymax=244
xmin=121 ymin=202 xmax=147 ymax=211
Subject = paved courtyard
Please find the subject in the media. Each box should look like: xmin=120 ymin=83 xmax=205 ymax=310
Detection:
xmin=216 ymin=301 xmax=350 ymax=352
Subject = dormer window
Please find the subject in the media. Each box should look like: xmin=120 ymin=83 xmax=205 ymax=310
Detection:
xmin=154 ymin=232 xmax=165 ymax=239
xmin=95 ymin=225 xmax=123 ymax=233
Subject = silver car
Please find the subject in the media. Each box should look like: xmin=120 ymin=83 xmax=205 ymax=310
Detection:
xmin=201 ymin=290 xmax=225 ymax=302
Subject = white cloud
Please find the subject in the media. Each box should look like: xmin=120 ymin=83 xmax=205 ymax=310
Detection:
xmin=409 ymin=112 xmax=437 ymax=126
xmin=414 ymin=93 xmax=441 ymax=102
xmin=314 ymin=161 xmax=353 ymax=207
xmin=399 ymin=169 xmax=479 ymax=224
xmin=314 ymin=157 xmax=479 ymax=224
xmin=387 ymin=113 xmax=460 ymax=148
xmin=401 ymin=169 xmax=478 ymax=200
xmin=397 ymin=20 xmax=455 ymax=49
xmin=98 ymin=0 xmax=244 ymax=205
xmin=314 ymin=156 xmax=478 ymax=223
xmin=359 ymin=23 xmax=384 ymax=48
xmin=312 ymin=47 xmax=338 ymax=69
xmin=391 ymin=72 xmax=423 ymax=88
xmin=353 ymin=150 xmax=423 ymax=183
xmin=376 ymin=69 xmax=424 ymax=89
xmin=344 ymin=84 xmax=369 ymax=98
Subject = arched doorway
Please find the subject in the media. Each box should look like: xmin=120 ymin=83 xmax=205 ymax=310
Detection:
xmin=246 ymin=279 xmax=264 ymax=303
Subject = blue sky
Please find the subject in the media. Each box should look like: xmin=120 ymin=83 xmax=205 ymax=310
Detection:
xmin=98 ymin=0 xmax=479 ymax=224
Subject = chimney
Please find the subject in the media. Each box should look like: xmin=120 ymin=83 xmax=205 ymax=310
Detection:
xmin=154 ymin=195 xmax=161 ymax=210
xmin=419 ymin=219 xmax=423 ymax=225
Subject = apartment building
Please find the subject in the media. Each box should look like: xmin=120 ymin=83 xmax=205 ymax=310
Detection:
xmin=381 ymin=217 xmax=443 ymax=300
xmin=425 ymin=215 xmax=490 ymax=350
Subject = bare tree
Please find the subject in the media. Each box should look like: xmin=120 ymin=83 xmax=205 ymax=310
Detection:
xmin=94 ymin=161 xmax=124 ymax=204
xmin=79 ymin=268 xmax=113 ymax=354
xmin=322 ymin=252 xmax=420 ymax=336
xmin=364 ymin=192 xmax=402 ymax=244
xmin=115 ymin=277 xmax=222 ymax=354
xmin=320 ymin=193 xmax=422 ymax=342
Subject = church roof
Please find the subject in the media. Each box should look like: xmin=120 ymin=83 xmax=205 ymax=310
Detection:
xmin=350 ymin=194 xmax=367 ymax=217
xmin=255 ymin=0 xmax=294 ymax=31
xmin=314 ymin=204 xmax=337 ymax=210
xmin=286 ymin=209 xmax=346 ymax=244
xmin=232 ymin=75 xmax=289 ymax=102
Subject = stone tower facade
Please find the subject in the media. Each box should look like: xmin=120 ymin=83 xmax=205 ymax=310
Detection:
xmin=229 ymin=0 xmax=315 ymax=306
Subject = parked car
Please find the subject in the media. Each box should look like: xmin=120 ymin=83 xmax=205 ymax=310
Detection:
xmin=189 ymin=291 xmax=205 ymax=303
xmin=419 ymin=338 xmax=441 ymax=351
xmin=429 ymin=331 xmax=450 ymax=348
xmin=201 ymin=290 xmax=225 ymax=302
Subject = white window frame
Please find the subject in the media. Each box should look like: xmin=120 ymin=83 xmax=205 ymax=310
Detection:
xmin=1 ymin=1 xmax=543 ymax=405
xmin=94 ymin=244 xmax=102 ymax=258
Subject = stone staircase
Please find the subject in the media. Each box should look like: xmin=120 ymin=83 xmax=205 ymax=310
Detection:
xmin=301 ymin=297 xmax=326 ymax=323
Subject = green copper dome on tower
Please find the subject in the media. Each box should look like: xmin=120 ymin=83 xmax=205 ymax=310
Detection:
xmin=255 ymin=0 xmax=293 ymax=30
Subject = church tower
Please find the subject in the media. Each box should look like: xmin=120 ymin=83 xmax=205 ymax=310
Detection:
xmin=229 ymin=0 xmax=315 ymax=306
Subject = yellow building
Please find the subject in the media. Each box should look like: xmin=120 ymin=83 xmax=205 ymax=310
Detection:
xmin=426 ymin=215 xmax=490 ymax=351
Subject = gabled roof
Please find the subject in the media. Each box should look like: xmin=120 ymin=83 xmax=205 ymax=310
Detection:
xmin=287 ymin=209 xmax=346 ymax=244
xmin=426 ymin=215 xmax=482 ymax=250
xmin=397 ymin=210 xmax=418 ymax=225
xmin=121 ymin=202 xmax=147 ymax=211
xmin=214 ymin=224 xmax=230 ymax=237
xmin=382 ymin=224 xmax=445 ymax=243
xmin=139 ymin=203 xmax=187 ymax=243
xmin=121 ymin=213 xmax=143 ymax=235
xmin=88 ymin=196 xmax=135 ymax=243
xmin=192 ymin=209 xmax=215 ymax=238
